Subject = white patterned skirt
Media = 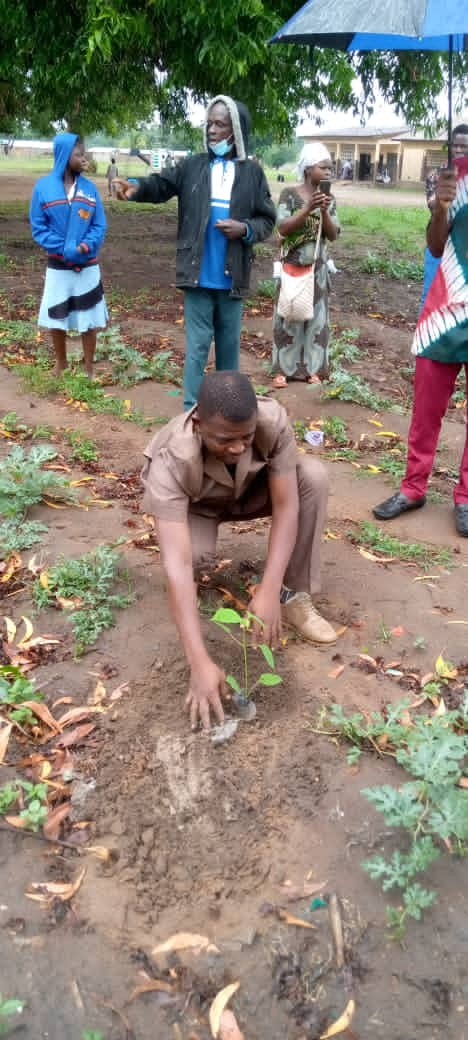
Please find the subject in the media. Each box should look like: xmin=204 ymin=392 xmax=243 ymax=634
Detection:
xmin=38 ymin=261 xmax=108 ymax=333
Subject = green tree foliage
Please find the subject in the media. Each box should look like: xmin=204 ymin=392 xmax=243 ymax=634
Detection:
xmin=1 ymin=0 xmax=467 ymax=136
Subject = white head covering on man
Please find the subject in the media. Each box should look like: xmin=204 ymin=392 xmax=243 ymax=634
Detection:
xmin=296 ymin=142 xmax=332 ymax=181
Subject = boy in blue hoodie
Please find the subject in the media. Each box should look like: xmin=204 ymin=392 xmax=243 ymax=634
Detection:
xmin=30 ymin=134 xmax=108 ymax=377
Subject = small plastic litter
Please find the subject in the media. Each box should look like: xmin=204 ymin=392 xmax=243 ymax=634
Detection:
xmin=310 ymin=896 xmax=328 ymax=911
xmin=210 ymin=719 xmax=239 ymax=745
xmin=305 ymin=430 xmax=324 ymax=448
xmin=232 ymin=692 xmax=257 ymax=721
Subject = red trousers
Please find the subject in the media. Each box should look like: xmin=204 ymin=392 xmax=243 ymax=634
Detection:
xmin=401 ymin=357 xmax=468 ymax=504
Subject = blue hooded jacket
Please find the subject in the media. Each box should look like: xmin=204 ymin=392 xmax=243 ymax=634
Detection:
xmin=30 ymin=133 xmax=106 ymax=268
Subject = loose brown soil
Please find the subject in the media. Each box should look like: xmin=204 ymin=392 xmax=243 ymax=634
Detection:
xmin=0 ymin=174 xmax=467 ymax=1040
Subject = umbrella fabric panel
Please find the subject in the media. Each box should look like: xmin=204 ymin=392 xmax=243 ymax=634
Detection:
xmin=272 ymin=0 xmax=468 ymax=44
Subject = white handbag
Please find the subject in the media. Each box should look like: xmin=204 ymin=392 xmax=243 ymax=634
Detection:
xmin=277 ymin=214 xmax=322 ymax=323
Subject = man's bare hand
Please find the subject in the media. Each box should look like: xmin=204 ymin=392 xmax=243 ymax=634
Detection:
xmin=248 ymin=585 xmax=282 ymax=647
xmin=435 ymin=169 xmax=457 ymax=210
xmin=215 ymin=218 xmax=247 ymax=239
xmin=185 ymin=659 xmax=226 ymax=731
xmin=113 ymin=178 xmax=138 ymax=201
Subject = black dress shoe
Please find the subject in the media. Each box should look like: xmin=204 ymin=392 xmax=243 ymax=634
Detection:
xmin=373 ymin=492 xmax=426 ymax=521
xmin=455 ymin=504 xmax=468 ymax=536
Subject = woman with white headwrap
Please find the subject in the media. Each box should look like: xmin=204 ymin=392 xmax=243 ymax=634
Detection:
xmin=272 ymin=142 xmax=340 ymax=387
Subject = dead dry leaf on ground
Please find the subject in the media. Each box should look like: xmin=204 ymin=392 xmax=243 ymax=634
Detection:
xmin=43 ymin=801 xmax=71 ymax=840
xmin=320 ymin=998 xmax=355 ymax=1038
xmin=277 ymin=909 xmax=316 ymax=929
xmin=128 ymin=979 xmax=175 ymax=1003
xmin=218 ymin=1010 xmax=244 ymax=1040
xmin=56 ymin=722 xmax=96 ymax=747
xmin=57 ymin=705 xmax=104 ymax=727
xmin=152 ymin=932 xmax=220 ymax=957
xmin=359 ymin=547 xmax=396 ymax=564
xmin=3 ymin=615 xmax=16 ymax=643
xmin=17 ymin=616 xmax=34 ymax=645
xmin=0 ymin=721 xmax=12 ymax=763
xmin=109 ymin=682 xmax=129 ymax=702
xmin=26 ymin=866 xmax=86 ymax=906
xmin=328 ymin=664 xmax=345 ymax=679
xmin=5 ymin=815 xmax=29 ymax=829
xmin=1 ymin=554 xmax=23 ymax=583
xmin=209 ymin=982 xmax=240 ymax=1038
xmin=22 ymin=701 xmax=61 ymax=734
xmin=435 ymin=654 xmax=458 ymax=679
xmin=84 ymin=845 xmax=118 ymax=864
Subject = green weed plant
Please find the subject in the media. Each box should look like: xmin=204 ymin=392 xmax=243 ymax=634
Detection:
xmin=33 ymin=543 xmax=134 ymax=655
xmin=321 ymin=692 xmax=468 ymax=938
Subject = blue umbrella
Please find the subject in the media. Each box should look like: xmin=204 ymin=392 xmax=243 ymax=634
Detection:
xmin=270 ymin=0 xmax=468 ymax=163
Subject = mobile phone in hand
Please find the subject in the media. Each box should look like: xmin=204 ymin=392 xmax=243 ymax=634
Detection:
xmin=319 ymin=179 xmax=331 ymax=195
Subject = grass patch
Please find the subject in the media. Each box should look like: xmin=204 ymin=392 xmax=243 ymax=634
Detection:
xmin=256 ymin=278 xmax=276 ymax=299
xmin=350 ymin=520 xmax=453 ymax=569
xmin=17 ymin=362 xmax=152 ymax=427
xmin=337 ymin=205 xmax=426 ymax=257
xmin=33 ymin=543 xmax=134 ymax=655
xmin=359 ymin=252 xmax=424 ymax=281
xmin=0 ymin=318 xmax=38 ymax=347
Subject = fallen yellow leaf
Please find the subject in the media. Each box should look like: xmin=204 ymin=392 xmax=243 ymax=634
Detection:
xmin=277 ymin=909 xmax=316 ymax=929
xmin=0 ymin=721 xmax=13 ymax=763
xmin=209 ymin=982 xmax=240 ymax=1039
xmin=26 ymin=867 xmax=86 ymax=906
xmin=435 ymin=654 xmax=458 ymax=680
xmin=128 ymin=980 xmax=175 ymax=1003
xmin=152 ymin=932 xmax=219 ymax=957
xmin=320 ymin=999 xmax=356 ymax=1038
xmin=17 ymin=615 xmax=34 ymax=646
xmin=3 ymin=616 xmax=17 ymax=644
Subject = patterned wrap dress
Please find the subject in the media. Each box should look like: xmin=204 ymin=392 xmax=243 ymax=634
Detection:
xmin=272 ymin=187 xmax=340 ymax=381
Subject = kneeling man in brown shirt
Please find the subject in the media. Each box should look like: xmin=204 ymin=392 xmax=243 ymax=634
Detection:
xmin=142 ymin=371 xmax=335 ymax=730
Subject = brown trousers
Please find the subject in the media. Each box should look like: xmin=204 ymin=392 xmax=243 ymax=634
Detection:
xmin=189 ymin=457 xmax=328 ymax=596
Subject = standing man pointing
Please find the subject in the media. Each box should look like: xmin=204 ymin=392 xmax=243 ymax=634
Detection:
xmin=115 ymin=96 xmax=275 ymax=409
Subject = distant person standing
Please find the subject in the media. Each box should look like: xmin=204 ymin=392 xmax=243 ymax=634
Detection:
xmin=106 ymin=156 xmax=119 ymax=197
xmin=272 ymin=143 xmax=340 ymax=389
xmin=114 ymin=95 xmax=275 ymax=409
xmin=30 ymin=133 xmax=108 ymax=378
xmin=341 ymin=159 xmax=352 ymax=181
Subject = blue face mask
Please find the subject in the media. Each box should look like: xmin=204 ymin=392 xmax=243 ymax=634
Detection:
xmin=210 ymin=137 xmax=233 ymax=158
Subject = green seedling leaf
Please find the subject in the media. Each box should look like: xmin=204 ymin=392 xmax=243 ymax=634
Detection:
xmin=258 ymin=673 xmax=282 ymax=687
xmin=226 ymin=675 xmax=241 ymax=694
xmin=212 ymin=608 xmax=242 ymax=625
xmin=260 ymin=643 xmax=275 ymax=669
xmin=0 ymin=999 xmax=24 ymax=1016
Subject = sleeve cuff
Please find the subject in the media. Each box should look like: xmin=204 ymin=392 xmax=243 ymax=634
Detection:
xmin=242 ymin=222 xmax=254 ymax=244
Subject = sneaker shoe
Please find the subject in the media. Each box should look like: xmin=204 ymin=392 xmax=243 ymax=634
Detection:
xmin=282 ymin=592 xmax=336 ymax=644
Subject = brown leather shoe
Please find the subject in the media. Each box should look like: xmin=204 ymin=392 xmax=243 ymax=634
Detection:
xmin=282 ymin=593 xmax=336 ymax=644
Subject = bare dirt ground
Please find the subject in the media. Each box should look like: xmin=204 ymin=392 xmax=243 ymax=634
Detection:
xmin=0 ymin=173 xmax=467 ymax=1040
